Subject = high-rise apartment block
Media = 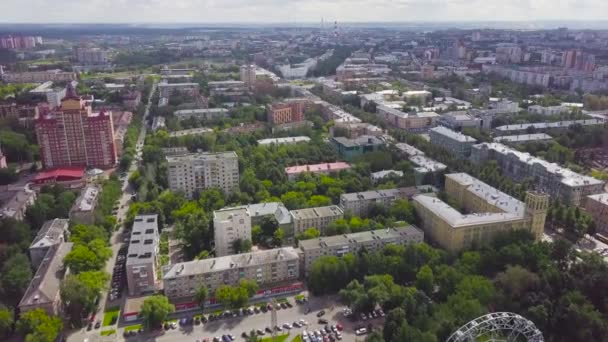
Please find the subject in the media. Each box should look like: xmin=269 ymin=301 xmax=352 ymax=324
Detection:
xmin=471 ymin=143 xmax=605 ymax=206
xmin=240 ymin=64 xmax=257 ymax=89
xmin=166 ymin=152 xmax=240 ymax=198
xmin=73 ymin=46 xmax=109 ymax=65
xmin=298 ymin=226 xmax=424 ymax=275
xmin=34 ymin=85 xmax=117 ymax=170
xmin=290 ymin=205 xmax=344 ymax=235
xmin=429 ymin=126 xmax=477 ymax=158
xmin=413 ymin=173 xmax=548 ymax=252
xmin=126 ymin=215 xmax=160 ymax=296
xmin=267 ymin=99 xmax=307 ymax=125
xmin=213 ymin=208 xmax=252 ymax=257
xmin=0 ymin=35 xmax=41 ymax=49
xmin=340 ymin=187 xmax=420 ymax=217
xmin=584 ymin=193 xmax=608 ymax=235
xmin=163 ymin=247 xmax=299 ymax=301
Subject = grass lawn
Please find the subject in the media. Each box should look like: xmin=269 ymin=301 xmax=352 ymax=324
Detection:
xmin=102 ymin=307 xmax=120 ymax=327
xmin=100 ymin=329 xmax=116 ymax=336
xmin=260 ymin=334 xmax=289 ymax=342
xmin=291 ymin=335 xmax=302 ymax=342
xmin=124 ymin=324 xmax=142 ymax=332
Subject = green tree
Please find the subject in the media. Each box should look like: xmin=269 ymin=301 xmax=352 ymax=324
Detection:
xmin=63 ymin=242 xmax=111 ymax=274
xmin=195 ymin=285 xmax=208 ymax=310
xmin=0 ymin=304 xmax=14 ymax=337
xmin=239 ymin=279 xmax=259 ymax=297
xmin=60 ymin=271 xmax=110 ymax=324
xmin=296 ymin=227 xmax=321 ymax=241
xmin=16 ymin=309 xmax=62 ymax=342
xmin=140 ymin=295 xmax=175 ymax=329
xmin=272 ymin=227 xmax=284 ymax=246
xmin=1 ymin=253 xmax=33 ymax=303
xmin=415 ymin=265 xmax=434 ymax=295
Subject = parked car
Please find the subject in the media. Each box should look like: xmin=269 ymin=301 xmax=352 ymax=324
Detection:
xmin=355 ymin=328 xmax=367 ymax=335
xmin=316 ymin=310 xmax=326 ymax=317
xmin=318 ymin=318 xmax=328 ymax=325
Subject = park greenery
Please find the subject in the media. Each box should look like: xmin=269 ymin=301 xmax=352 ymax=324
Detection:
xmin=140 ymin=295 xmax=175 ymax=329
xmin=306 ymin=230 xmax=608 ymax=342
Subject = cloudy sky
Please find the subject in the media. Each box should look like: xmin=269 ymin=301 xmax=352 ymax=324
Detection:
xmin=2 ymin=0 xmax=608 ymax=23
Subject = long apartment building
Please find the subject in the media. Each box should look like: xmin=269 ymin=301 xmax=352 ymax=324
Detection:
xmin=19 ymin=242 xmax=73 ymax=316
xmin=126 ymin=215 xmax=160 ymax=296
xmin=585 ymin=193 xmax=608 ymax=235
xmin=35 ymin=84 xmax=117 ymax=170
xmin=340 ymin=187 xmax=420 ymax=217
xmin=376 ymin=105 xmax=439 ymax=132
xmin=471 ymin=143 xmax=605 ymax=206
xmin=298 ymin=226 xmax=424 ymax=275
xmin=163 ymin=247 xmax=299 ymax=301
xmin=413 ymin=173 xmax=549 ymax=252
xmin=174 ymin=108 xmax=230 ymax=121
xmin=167 ymin=152 xmax=239 ymax=198
xmin=290 ymin=205 xmax=344 ymax=235
xmin=29 ymin=219 xmax=69 ymax=269
xmin=494 ymin=119 xmax=605 ymax=135
xmin=69 ymin=185 xmax=100 ymax=225
xmin=429 ymin=126 xmax=477 ymax=159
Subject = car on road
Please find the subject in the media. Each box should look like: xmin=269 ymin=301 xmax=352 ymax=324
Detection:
xmin=265 ymin=327 xmax=272 ymax=333
xmin=316 ymin=310 xmax=326 ymax=317
xmin=283 ymin=323 xmax=292 ymax=329
xmin=318 ymin=318 xmax=328 ymax=325
xmin=355 ymin=328 xmax=367 ymax=335
xmin=94 ymin=320 xmax=101 ymax=329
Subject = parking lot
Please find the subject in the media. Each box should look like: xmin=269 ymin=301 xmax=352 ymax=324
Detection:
xmin=119 ymin=295 xmax=384 ymax=342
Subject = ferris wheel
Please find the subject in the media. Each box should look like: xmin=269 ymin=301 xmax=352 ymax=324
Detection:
xmin=446 ymin=312 xmax=544 ymax=342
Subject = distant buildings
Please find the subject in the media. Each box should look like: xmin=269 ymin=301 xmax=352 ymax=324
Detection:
xmin=298 ymin=226 xmax=423 ymax=275
xmin=0 ymin=35 xmax=42 ymax=49
xmin=126 ymin=215 xmax=160 ymax=296
xmin=340 ymin=187 xmax=419 ymax=217
xmin=0 ymin=186 xmax=37 ymax=220
xmin=429 ymin=126 xmax=477 ymax=159
xmin=29 ymin=219 xmax=69 ymax=269
xmin=331 ymin=135 xmax=385 ymax=161
xmin=35 ymin=84 xmax=117 ymax=170
xmin=285 ymin=162 xmax=352 ymax=181
xmin=528 ymin=105 xmax=571 ymax=116
xmin=69 ymin=185 xmax=100 ymax=225
xmin=290 ymin=205 xmax=344 ymax=235
xmin=158 ymin=82 xmax=199 ymax=98
xmin=267 ymin=99 xmax=308 ymax=125
xmin=376 ymin=105 xmax=439 ymax=132
xmin=494 ymin=134 xmax=553 ymax=144
xmin=329 ymin=122 xmax=383 ymax=138
xmin=240 ymin=64 xmax=257 ymax=89
xmin=122 ymin=91 xmax=142 ymax=111
xmin=174 ymin=108 xmax=229 ymax=121
xmin=413 ymin=173 xmax=548 ymax=252
xmin=2 ymin=69 xmax=77 ymax=83
xmin=213 ymin=207 xmax=252 ymax=257
xmin=371 ymin=170 xmax=404 ymax=184
xmin=19 ymin=242 xmax=73 ymax=316
xmin=471 ymin=143 xmax=605 ymax=206
xmin=0 ymin=103 xmax=39 ymax=126
xmin=73 ymin=46 xmax=109 ymax=65
xmin=208 ymin=81 xmax=247 ymax=99
xmin=166 ymin=152 xmax=240 ymax=198
xmin=163 ymin=247 xmax=299 ymax=301
xmin=584 ymin=193 xmax=608 ymax=235
xmin=168 ymin=127 xmax=213 ymax=137
xmin=494 ymin=119 xmax=605 ymax=135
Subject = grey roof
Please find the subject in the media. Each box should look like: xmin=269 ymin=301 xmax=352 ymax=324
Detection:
xmin=70 ymin=185 xmax=100 ymax=213
xmin=333 ymin=135 xmax=385 ymax=148
xmin=166 ymin=151 xmax=238 ymax=163
xmin=290 ymin=205 xmax=344 ymax=221
xmin=430 ymin=126 xmax=477 ymax=143
xmin=298 ymin=226 xmax=423 ymax=251
xmin=258 ymin=136 xmax=311 ymax=145
xmin=19 ymin=242 xmax=73 ymax=309
xmin=30 ymin=219 xmax=69 ymax=250
xmin=340 ymin=187 xmax=418 ymax=202
xmin=474 ymin=143 xmax=604 ymax=187
xmin=494 ymin=133 xmax=553 ymax=143
xmin=168 ymin=127 xmax=214 ymax=137
xmin=409 ymin=155 xmax=447 ymax=173
xmin=174 ymin=108 xmax=229 ymax=115
xmin=126 ymin=215 xmax=158 ymax=265
xmin=395 ymin=143 xmax=425 ymax=157
xmin=163 ymin=247 xmax=299 ymax=279
xmin=495 ymin=119 xmax=605 ymax=132
xmin=215 ymin=202 xmax=292 ymax=225
xmin=371 ymin=170 xmax=404 ymax=180
xmin=447 ymin=173 xmax=526 ymax=214
xmin=587 ymin=193 xmax=608 ymax=205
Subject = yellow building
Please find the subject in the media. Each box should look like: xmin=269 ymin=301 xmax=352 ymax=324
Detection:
xmin=413 ymin=173 xmax=548 ymax=252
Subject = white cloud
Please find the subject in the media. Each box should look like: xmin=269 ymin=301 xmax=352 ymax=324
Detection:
xmin=1 ymin=0 xmax=607 ymax=23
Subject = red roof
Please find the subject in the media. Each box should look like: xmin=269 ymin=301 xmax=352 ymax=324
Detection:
xmin=34 ymin=167 xmax=85 ymax=183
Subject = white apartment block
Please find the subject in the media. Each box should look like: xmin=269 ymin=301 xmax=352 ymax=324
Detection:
xmin=126 ymin=215 xmax=160 ymax=296
xmin=298 ymin=226 xmax=424 ymax=275
xmin=163 ymin=247 xmax=299 ymax=301
xmin=167 ymin=152 xmax=239 ymax=198
xmin=213 ymin=208 xmax=252 ymax=257
xmin=290 ymin=205 xmax=344 ymax=235
xmin=340 ymin=188 xmax=419 ymax=217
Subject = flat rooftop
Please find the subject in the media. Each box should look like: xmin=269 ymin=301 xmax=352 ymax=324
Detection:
xmin=258 ymin=136 xmax=311 ymax=145
xmin=430 ymin=126 xmax=477 ymax=143
xmin=126 ymin=215 xmax=158 ymax=265
xmin=298 ymin=226 xmax=422 ymax=251
xmin=409 ymin=155 xmax=447 ymax=173
xmin=333 ymin=135 xmax=384 ymax=148
xmin=72 ymin=185 xmax=99 ymax=213
xmin=30 ymin=219 xmax=68 ymax=250
xmin=285 ymin=162 xmax=352 ymax=175
xmin=395 ymin=143 xmax=425 ymax=157
xmin=494 ymin=133 xmax=553 ymax=143
xmin=163 ymin=247 xmax=299 ymax=279
xmin=495 ymin=119 xmax=605 ymax=132
xmin=168 ymin=127 xmax=214 ymax=137
xmin=290 ymin=205 xmax=343 ymax=221
xmin=166 ymin=151 xmax=238 ymax=163
xmin=341 ymin=187 xmax=418 ymax=202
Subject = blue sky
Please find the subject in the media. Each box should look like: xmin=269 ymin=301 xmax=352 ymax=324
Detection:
xmin=2 ymin=0 xmax=607 ymax=23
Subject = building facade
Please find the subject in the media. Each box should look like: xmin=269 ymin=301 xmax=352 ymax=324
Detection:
xmin=34 ymin=85 xmax=117 ymax=169
xmin=2 ymin=70 xmax=77 ymax=83
xmin=267 ymin=99 xmax=307 ymax=125
xmin=167 ymin=152 xmax=240 ymax=198
xmin=585 ymin=193 xmax=608 ymax=235
xmin=290 ymin=205 xmax=344 ymax=235
xmin=413 ymin=173 xmax=549 ymax=252
xmin=240 ymin=64 xmax=257 ymax=89
xmin=298 ymin=226 xmax=424 ymax=275
xmin=340 ymin=187 xmax=419 ymax=217
xmin=69 ymin=185 xmax=100 ymax=225
xmin=429 ymin=126 xmax=477 ymax=158
xmin=471 ymin=143 xmax=605 ymax=206
xmin=174 ymin=108 xmax=229 ymax=121
xmin=29 ymin=219 xmax=69 ymax=269
xmin=126 ymin=215 xmax=160 ymax=297
xmin=213 ymin=208 xmax=252 ymax=257
xmin=163 ymin=247 xmax=300 ymax=302
xmin=331 ymin=135 xmax=385 ymax=161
